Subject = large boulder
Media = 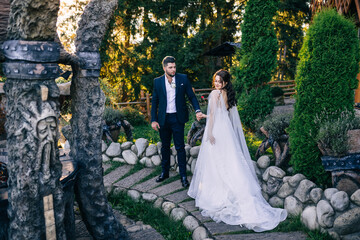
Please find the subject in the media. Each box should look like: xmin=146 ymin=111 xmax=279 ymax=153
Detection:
xmin=288 ymin=173 xmax=306 ymax=188
xmin=257 ymin=155 xmax=271 ymax=169
xmin=316 ymin=200 xmax=335 ymax=228
xmin=333 ymin=207 xmax=360 ymax=235
xmin=324 ymin=188 xmax=339 ymax=201
xmin=146 ymin=144 xmax=158 ymax=157
xmin=122 ymin=150 xmax=138 ymax=165
xmin=262 ymin=166 xmax=286 ymax=181
xmin=162 ymin=201 xmax=176 ymax=215
xmin=151 ymin=155 xmax=161 ymax=166
xmin=310 ymin=188 xmax=323 ymax=204
xmin=183 ymin=216 xmax=199 ymax=231
xmin=269 ymin=196 xmax=284 ymax=208
xmin=284 ymin=196 xmax=303 ymax=216
xmin=331 ymin=191 xmax=350 ymax=212
xmin=301 ymin=206 xmax=319 ymax=231
xmin=277 ymin=182 xmax=295 ymax=199
xmin=135 ymin=138 xmax=149 ymax=157
xmin=121 ymin=141 xmax=132 ymax=150
xmin=294 ymin=179 xmax=316 ymax=203
xmin=190 ymin=146 xmax=200 ymax=157
xmin=170 ymin=208 xmax=187 ymax=221
xmin=265 ymin=176 xmax=282 ymax=196
xmin=105 ymin=142 xmax=121 ymax=157
xmin=351 ymin=189 xmax=360 ymax=206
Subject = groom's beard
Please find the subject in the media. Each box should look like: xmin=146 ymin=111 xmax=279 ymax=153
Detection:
xmin=165 ymin=70 xmax=175 ymax=78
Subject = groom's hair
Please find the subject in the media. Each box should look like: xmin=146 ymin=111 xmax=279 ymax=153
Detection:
xmin=162 ymin=56 xmax=176 ymax=67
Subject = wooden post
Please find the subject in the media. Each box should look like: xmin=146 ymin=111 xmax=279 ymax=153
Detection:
xmin=355 ymin=72 xmax=360 ymax=103
xmin=146 ymin=92 xmax=151 ymax=122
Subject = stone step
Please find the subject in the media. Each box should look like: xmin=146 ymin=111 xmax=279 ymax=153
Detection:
xmin=103 ymin=165 xmax=133 ymax=187
xmin=114 ymin=168 xmax=155 ymax=189
xmin=214 ymin=231 xmax=308 ymax=240
xmin=129 ymin=228 xmax=165 ymax=240
xmin=203 ymin=221 xmax=247 ymax=236
xmin=149 ymin=177 xmax=192 ymax=197
xmin=164 ymin=189 xmax=190 ymax=203
xmin=131 ymin=171 xmax=177 ymax=193
xmin=178 ymin=200 xmax=198 ymax=212
xmin=103 ymin=163 xmax=111 ymax=173
xmin=190 ymin=210 xmax=212 ymax=223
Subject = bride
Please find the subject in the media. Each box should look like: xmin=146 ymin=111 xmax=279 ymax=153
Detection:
xmin=188 ymin=69 xmax=287 ymax=232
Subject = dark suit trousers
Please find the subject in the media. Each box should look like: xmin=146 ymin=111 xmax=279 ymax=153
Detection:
xmin=159 ymin=113 xmax=187 ymax=178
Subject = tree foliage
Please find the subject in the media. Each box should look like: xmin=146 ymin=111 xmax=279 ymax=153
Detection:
xmin=233 ymin=0 xmax=279 ymax=130
xmin=289 ymin=9 xmax=360 ymax=185
xmin=274 ymin=0 xmax=310 ymax=80
xmin=98 ymin=0 xmax=245 ymax=103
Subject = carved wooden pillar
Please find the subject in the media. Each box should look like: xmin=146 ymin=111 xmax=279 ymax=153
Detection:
xmin=2 ymin=1 xmax=66 ymax=239
xmin=69 ymin=0 xmax=128 ymax=239
xmin=2 ymin=40 xmax=66 ymax=239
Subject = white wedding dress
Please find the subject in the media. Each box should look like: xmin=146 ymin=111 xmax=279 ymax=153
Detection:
xmin=188 ymin=90 xmax=287 ymax=232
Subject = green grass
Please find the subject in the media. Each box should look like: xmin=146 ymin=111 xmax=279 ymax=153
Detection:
xmin=109 ymin=191 xmax=192 ymax=240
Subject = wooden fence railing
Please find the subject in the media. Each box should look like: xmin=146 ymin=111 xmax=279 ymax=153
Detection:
xmin=114 ymin=82 xmax=295 ymax=121
xmin=268 ymin=80 xmax=295 ymax=97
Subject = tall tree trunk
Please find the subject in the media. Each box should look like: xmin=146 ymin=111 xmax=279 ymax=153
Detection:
xmin=3 ymin=0 xmax=66 ymax=239
xmin=70 ymin=0 xmax=128 ymax=239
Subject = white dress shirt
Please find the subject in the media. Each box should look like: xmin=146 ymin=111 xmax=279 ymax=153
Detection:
xmin=165 ymin=75 xmax=176 ymax=113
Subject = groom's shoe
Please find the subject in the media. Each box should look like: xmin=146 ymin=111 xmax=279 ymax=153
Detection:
xmin=181 ymin=177 xmax=189 ymax=188
xmin=156 ymin=172 xmax=169 ymax=182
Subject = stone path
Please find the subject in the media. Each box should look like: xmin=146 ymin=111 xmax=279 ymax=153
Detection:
xmin=104 ymin=164 xmax=309 ymax=240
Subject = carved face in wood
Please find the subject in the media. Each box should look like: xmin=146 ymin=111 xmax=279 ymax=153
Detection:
xmin=37 ymin=116 xmax=57 ymax=143
xmin=36 ymin=116 xmax=57 ymax=182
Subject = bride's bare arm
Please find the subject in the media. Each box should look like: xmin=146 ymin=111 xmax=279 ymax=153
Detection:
xmin=207 ymin=91 xmax=220 ymax=145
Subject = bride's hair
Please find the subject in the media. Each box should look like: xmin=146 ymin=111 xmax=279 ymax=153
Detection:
xmin=213 ymin=69 xmax=237 ymax=110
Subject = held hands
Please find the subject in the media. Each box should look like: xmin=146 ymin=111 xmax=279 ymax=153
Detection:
xmin=196 ymin=112 xmax=207 ymax=121
xmin=151 ymin=121 xmax=160 ymax=131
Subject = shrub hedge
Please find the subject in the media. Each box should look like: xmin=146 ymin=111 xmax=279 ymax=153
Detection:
xmin=289 ymin=9 xmax=360 ymax=186
xmin=233 ymin=0 xmax=278 ymax=130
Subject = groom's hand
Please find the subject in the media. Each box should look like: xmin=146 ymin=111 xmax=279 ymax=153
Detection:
xmin=151 ymin=121 xmax=160 ymax=131
xmin=196 ymin=112 xmax=205 ymax=121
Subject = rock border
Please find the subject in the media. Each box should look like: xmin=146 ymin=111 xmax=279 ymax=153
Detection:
xmin=100 ymin=138 xmax=200 ymax=174
xmin=101 ymin=138 xmax=360 ymax=240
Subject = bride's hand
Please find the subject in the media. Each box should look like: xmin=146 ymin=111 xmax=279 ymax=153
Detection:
xmin=208 ymin=135 xmax=215 ymax=145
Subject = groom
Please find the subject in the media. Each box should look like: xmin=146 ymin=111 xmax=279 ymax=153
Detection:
xmin=151 ymin=56 xmax=203 ymax=188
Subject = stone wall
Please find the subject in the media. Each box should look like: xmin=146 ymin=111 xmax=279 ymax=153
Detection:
xmin=100 ymin=138 xmax=360 ymax=239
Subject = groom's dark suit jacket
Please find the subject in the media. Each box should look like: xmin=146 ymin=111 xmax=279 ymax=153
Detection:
xmin=151 ymin=73 xmax=200 ymax=126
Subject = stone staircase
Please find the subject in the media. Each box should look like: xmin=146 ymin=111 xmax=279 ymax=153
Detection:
xmin=103 ymin=164 xmax=308 ymax=240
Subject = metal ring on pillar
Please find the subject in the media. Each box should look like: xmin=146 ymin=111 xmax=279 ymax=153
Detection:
xmin=76 ymin=52 xmax=101 ymax=78
xmin=76 ymin=52 xmax=101 ymax=70
xmin=2 ymin=62 xmax=60 ymax=80
xmin=1 ymin=40 xmax=60 ymax=63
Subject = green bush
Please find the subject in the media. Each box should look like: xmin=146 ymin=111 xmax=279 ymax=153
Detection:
xmin=103 ymin=107 xmax=124 ymax=126
xmin=118 ymin=106 xmax=147 ymax=126
xmin=271 ymin=86 xmax=284 ymax=98
xmin=238 ymin=86 xmax=275 ymax=131
xmin=233 ymin=0 xmax=279 ymax=129
xmin=289 ymin=9 xmax=360 ymax=185
xmin=316 ymin=110 xmax=360 ymax=156
xmin=258 ymin=112 xmax=292 ymax=140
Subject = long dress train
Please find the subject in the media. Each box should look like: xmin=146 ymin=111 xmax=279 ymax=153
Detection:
xmin=188 ymin=90 xmax=287 ymax=232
